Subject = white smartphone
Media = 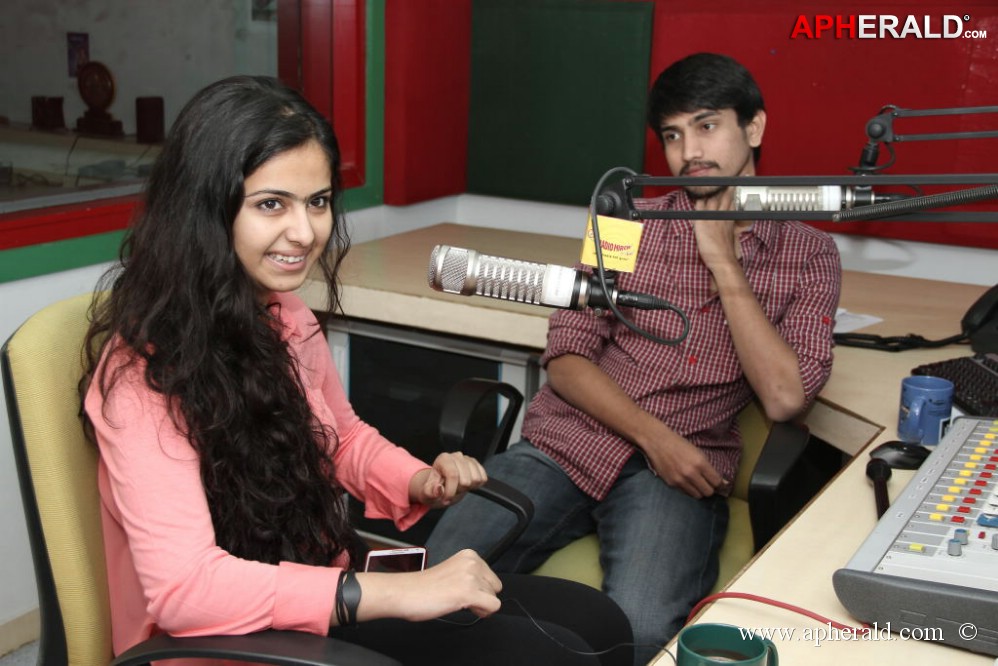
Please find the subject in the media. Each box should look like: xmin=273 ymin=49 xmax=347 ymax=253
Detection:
xmin=363 ymin=547 xmax=427 ymax=573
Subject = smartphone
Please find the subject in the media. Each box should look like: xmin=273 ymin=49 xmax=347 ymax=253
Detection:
xmin=363 ymin=547 xmax=427 ymax=573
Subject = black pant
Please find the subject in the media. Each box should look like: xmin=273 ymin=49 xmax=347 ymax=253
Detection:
xmin=328 ymin=574 xmax=634 ymax=666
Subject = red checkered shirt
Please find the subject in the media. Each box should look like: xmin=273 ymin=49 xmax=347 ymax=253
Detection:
xmin=521 ymin=190 xmax=841 ymax=500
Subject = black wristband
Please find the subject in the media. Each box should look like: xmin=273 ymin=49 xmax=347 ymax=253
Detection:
xmin=335 ymin=570 xmax=362 ymax=627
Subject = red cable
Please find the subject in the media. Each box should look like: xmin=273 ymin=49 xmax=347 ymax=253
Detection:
xmin=687 ymin=591 xmax=867 ymax=633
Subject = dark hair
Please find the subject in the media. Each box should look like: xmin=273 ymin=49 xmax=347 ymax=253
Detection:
xmin=647 ymin=52 xmax=765 ymax=160
xmin=84 ymin=75 xmax=365 ymax=566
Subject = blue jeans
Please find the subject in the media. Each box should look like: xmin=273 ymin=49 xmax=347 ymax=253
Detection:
xmin=426 ymin=440 xmax=729 ymax=666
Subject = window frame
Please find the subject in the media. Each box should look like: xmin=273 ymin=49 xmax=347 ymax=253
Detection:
xmin=0 ymin=0 xmax=371 ymax=282
xmin=279 ymin=0 xmax=366 ymax=188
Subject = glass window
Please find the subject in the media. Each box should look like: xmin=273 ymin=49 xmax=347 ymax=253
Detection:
xmin=0 ymin=0 xmax=279 ymax=214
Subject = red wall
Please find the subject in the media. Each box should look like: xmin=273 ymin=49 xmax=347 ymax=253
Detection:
xmin=644 ymin=0 xmax=998 ymax=249
xmin=383 ymin=0 xmax=998 ymax=249
xmin=384 ymin=0 xmax=472 ymax=205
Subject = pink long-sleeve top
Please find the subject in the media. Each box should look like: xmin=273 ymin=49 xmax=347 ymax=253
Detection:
xmin=85 ymin=291 xmax=430 ymax=663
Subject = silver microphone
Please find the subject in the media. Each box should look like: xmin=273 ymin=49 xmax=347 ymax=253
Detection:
xmin=734 ymin=184 xmax=908 ymax=211
xmin=428 ymin=245 xmax=592 ymax=309
xmin=427 ymin=245 xmax=673 ymax=311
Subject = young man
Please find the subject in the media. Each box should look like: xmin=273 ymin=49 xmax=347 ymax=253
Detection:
xmin=427 ymin=52 xmax=841 ymax=665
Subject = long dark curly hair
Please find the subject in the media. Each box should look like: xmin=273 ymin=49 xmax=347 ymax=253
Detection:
xmin=83 ymin=75 xmax=365 ymax=567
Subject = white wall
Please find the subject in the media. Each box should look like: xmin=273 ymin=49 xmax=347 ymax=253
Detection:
xmin=0 ymin=0 xmax=276 ymax=135
xmin=1 ymin=2 xmax=275 ymax=637
xmin=0 ymin=262 xmax=113 ymax=630
xmin=1 ymin=194 xmax=994 ymax=641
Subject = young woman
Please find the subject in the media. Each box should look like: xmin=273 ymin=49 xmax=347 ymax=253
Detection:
xmin=82 ymin=76 xmax=633 ymax=666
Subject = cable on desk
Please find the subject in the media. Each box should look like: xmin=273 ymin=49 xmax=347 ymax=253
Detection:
xmin=687 ymin=591 xmax=866 ymax=633
xmin=833 ymin=331 xmax=968 ymax=352
xmin=63 ymin=134 xmax=81 ymax=176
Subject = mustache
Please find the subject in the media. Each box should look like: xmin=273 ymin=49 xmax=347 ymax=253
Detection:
xmin=680 ymin=161 xmax=719 ymax=176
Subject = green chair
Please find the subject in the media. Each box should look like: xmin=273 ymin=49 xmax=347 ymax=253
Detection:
xmin=531 ymin=401 xmax=812 ymax=593
xmin=2 ymin=294 xmax=531 ymax=666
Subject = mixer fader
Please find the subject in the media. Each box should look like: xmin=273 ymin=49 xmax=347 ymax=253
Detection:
xmin=834 ymin=416 xmax=998 ymax=656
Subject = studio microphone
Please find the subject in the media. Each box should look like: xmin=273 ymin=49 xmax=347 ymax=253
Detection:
xmin=427 ymin=245 xmax=672 ymax=311
xmin=734 ymin=184 xmax=909 ymax=211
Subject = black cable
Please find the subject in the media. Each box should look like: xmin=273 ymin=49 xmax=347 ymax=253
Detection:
xmin=126 ymin=143 xmax=155 ymax=171
xmin=851 ymin=141 xmax=897 ymax=176
xmin=833 ymin=331 xmax=968 ymax=352
xmin=588 ymin=166 xmax=690 ymax=346
xmin=877 ymin=142 xmax=898 ymax=173
xmin=63 ymin=134 xmax=81 ymax=176
xmin=865 ymin=458 xmax=892 ymax=519
xmin=506 ymin=599 xmax=675 ymax=663
xmin=433 ymin=598 xmax=676 ymax=663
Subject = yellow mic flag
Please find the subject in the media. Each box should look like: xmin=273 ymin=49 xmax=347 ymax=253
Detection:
xmin=580 ymin=216 xmax=643 ymax=273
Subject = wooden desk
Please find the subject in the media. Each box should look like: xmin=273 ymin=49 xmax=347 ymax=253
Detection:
xmin=301 ymin=222 xmax=986 ymax=454
xmin=812 ymin=271 xmax=987 ymax=454
xmin=300 ymin=223 xmax=992 ymax=665
xmin=659 ymin=437 xmax=996 ymax=666
xmin=300 ymin=223 xmax=573 ymax=349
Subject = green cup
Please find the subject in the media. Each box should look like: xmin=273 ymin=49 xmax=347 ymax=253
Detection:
xmin=677 ymin=623 xmax=778 ymax=665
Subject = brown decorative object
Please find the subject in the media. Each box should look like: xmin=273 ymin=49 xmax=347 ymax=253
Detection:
xmin=75 ymin=61 xmax=123 ymax=137
xmin=135 ymin=96 xmax=164 ymax=144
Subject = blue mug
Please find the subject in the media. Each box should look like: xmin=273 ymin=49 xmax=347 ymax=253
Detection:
xmin=897 ymin=375 xmax=954 ymax=445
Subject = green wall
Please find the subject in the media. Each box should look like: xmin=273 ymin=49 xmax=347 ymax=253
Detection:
xmin=466 ymin=0 xmax=652 ymax=206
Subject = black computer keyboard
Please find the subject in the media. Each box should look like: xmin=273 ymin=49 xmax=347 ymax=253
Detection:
xmin=911 ymin=352 xmax=998 ymax=417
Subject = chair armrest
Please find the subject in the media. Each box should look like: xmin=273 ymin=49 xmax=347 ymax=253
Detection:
xmin=438 ymin=378 xmax=524 ymax=461
xmin=747 ymin=421 xmax=811 ymax=551
xmin=469 ymin=477 xmax=535 ymax=565
xmin=112 ymin=629 xmax=402 ymax=666
xmin=112 ymin=481 xmax=536 ymax=665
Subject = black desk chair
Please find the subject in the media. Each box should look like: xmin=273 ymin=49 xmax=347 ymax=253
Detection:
xmin=349 ymin=378 xmax=530 ymax=564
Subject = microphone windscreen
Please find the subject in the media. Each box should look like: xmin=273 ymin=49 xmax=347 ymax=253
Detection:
xmin=428 ymin=245 xmax=476 ymax=294
xmin=427 ymin=244 xmax=443 ymax=289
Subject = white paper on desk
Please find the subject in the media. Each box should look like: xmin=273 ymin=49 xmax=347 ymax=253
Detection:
xmin=833 ymin=308 xmax=883 ymax=333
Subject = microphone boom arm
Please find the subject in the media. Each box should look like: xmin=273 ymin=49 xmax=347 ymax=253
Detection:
xmin=864 ymin=105 xmax=998 ymax=145
xmin=597 ymin=173 xmax=998 ymax=223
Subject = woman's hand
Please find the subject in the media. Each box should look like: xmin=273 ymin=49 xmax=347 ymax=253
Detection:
xmin=353 ymin=549 xmax=502 ymax=623
xmin=409 ymin=452 xmax=487 ymax=508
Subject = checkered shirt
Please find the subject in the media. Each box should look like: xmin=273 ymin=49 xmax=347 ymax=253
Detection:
xmin=521 ymin=189 xmax=841 ymax=500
